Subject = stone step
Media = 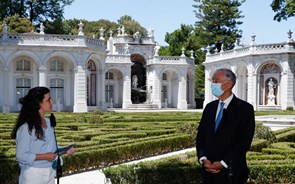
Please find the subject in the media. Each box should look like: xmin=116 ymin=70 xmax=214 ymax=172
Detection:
xmin=128 ymin=104 xmax=159 ymax=109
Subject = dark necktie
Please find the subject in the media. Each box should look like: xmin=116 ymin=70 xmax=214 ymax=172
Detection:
xmin=215 ymin=102 xmax=225 ymax=131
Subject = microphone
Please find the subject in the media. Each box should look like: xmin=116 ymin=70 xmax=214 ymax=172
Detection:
xmin=50 ymin=113 xmax=56 ymax=127
xmin=50 ymin=113 xmax=63 ymax=182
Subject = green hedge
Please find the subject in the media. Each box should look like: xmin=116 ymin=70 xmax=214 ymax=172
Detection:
xmin=103 ymin=155 xmax=202 ymax=184
xmin=103 ymin=151 xmax=295 ymax=184
xmin=0 ymin=134 xmax=194 ymax=183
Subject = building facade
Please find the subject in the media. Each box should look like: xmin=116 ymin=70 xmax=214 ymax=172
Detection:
xmin=203 ymin=32 xmax=295 ymax=110
xmin=0 ymin=23 xmax=196 ymax=113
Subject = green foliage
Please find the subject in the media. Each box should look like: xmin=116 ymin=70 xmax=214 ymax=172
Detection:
xmin=255 ymin=110 xmax=295 ymax=116
xmin=250 ymin=139 xmax=269 ymax=152
xmin=286 ymin=106 xmax=294 ymax=111
xmin=43 ymin=18 xmax=72 ymax=34
xmin=75 ymin=114 xmax=88 ymax=123
xmin=0 ymin=14 xmax=34 ymax=33
xmin=103 ymin=153 xmax=202 ymax=184
xmin=158 ymin=46 xmax=170 ymax=56
xmin=195 ymin=64 xmax=205 ymax=98
xmin=1 ymin=112 xmax=295 ymax=183
xmin=271 ymin=0 xmax=295 ymax=21
xmin=0 ymin=112 xmax=199 ymax=183
xmin=193 ymin=0 xmax=245 ymax=52
xmin=254 ymin=122 xmax=277 ymax=143
xmin=177 ymin=122 xmax=198 ymax=138
xmin=93 ymin=109 xmax=104 ymax=115
xmin=117 ymin=15 xmax=147 ymax=36
xmin=0 ymin=0 xmax=74 ymax=24
xmin=163 ymin=24 xmax=196 ymax=56
xmin=249 ymin=165 xmax=295 ymax=183
xmin=275 ymin=128 xmax=295 ymax=142
xmin=51 ymin=16 xmax=146 ymax=41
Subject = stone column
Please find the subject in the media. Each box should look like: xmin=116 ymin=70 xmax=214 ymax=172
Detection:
xmin=38 ymin=66 xmax=46 ymax=86
xmin=247 ymin=64 xmax=256 ymax=110
xmin=203 ymin=68 xmax=211 ymax=107
xmin=167 ymin=76 xmax=172 ymax=107
xmin=177 ymin=70 xmax=188 ymax=110
xmin=153 ymin=70 xmax=161 ymax=109
xmin=98 ymin=68 xmax=107 ymax=111
xmin=73 ymin=66 xmax=88 ymax=112
xmin=122 ymin=67 xmax=132 ymax=109
xmin=189 ymin=73 xmax=196 ymax=108
xmin=282 ymin=66 xmax=293 ymax=109
xmin=2 ymin=66 xmax=10 ymax=112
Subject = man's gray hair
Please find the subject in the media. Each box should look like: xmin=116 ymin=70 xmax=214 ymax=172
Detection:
xmin=215 ymin=68 xmax=236 ymax=86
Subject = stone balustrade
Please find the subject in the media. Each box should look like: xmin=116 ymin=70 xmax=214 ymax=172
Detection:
xmin=105 ymin=55 xmax=131 ymax=63
xmin=205 ymin=42 xmax=295 ymax=63
xmin=151 ymin=56 xmax=195 ymax=65
xmin=114 ymin=35 xmax=155 ymax=44
xmin=0 ymin=33 xmax=105 ymax=50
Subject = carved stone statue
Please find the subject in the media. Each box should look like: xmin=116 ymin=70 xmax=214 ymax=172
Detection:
xmin=132 ymin=75 xmax=138 ymax=89
xmin=2 ymin=21 xmax=7 ymax=33
xmin=267 ymin=78 xmax=276 ymax=105
xmin=124 ymin=43 xmax=129 ymax=55
xmin=154 ymin=42 xmax=160 ymax=56
xmin=133 ymin=31 xmax=141 ymax=43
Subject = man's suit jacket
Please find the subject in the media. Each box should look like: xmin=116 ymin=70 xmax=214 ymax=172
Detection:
xmin=196 ymin=95 xmax=255 ymax=179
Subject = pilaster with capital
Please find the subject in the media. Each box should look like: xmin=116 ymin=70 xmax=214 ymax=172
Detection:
xmin=247 ymin=64 xmax=256 ymax=109
xmin=151 ymin=69 xmax=161 ymax=108
xmin=203 ymin=68 xmax=211 ymax=107
xmin=177 ymin=70 xmax=188 ymax=110
xmin=73 ymin=66 xmax=88 ymax=112
xmin=38 ymin=66 xmax=46 ymax=86
xmin=122 ymin=66 xmax=132 ymax=109
xmin=188 ymin=72 xmax=196 ymax=108
xmin=97 ymin=69 xmax=107 ymax=110
xmin=282 ymin=65 xmax=294 ymax=109
xmin=2 ymin=66 xmax=10 ymax=112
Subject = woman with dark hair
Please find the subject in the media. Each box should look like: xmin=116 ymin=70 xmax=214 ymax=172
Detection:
xmin=11 ymin=87 xmax=74 ymax=184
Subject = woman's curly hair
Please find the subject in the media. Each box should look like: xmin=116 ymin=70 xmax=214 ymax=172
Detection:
xmin=11 ymin=87 xmax=50 ymax=140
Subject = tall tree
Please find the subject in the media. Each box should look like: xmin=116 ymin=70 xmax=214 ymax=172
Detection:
xmin=271 ymin=0 xmax=295 ymax=21
xmin=0 ymin=0 xmax=74 ymax=24
xmin=117 ymin=15 xmax=147 ymax=36
xmin=160 ymin=24 xmax=195 ymax=56
xmin=0 ymin=14 xmax=33 ymax=33
xmin=193 ymin=0 xmax=245 ymax=52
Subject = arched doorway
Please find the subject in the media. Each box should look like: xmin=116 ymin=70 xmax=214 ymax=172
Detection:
xmin=87 ymin=60 xmax=96 ymax=106
xmin=130 ymin=54 xmax=146 ymax=104
xmin=258 ymin=63 xmax=281 ymax=106
xmin=161 ymin=70 xmax=179 ymax=108
xmin=105 ymin=69 xmax=124 ymax=108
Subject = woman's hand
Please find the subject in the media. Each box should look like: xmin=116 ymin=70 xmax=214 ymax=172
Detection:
xmin=35 ymin=152 xmax=57 ymax=162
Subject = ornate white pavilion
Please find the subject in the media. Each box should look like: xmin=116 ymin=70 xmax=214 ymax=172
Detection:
xmin=203 ymin=31 xmax=295 ymax=110
xmin=0 ymin=22 xmax=196 ymax=113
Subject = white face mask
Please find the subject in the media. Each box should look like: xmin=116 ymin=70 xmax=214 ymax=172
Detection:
xmin=211 ymin=82 xmax=224 ymax=97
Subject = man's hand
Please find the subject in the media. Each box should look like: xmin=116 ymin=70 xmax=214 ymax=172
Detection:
xmin=211 ymin=161 xmax=224 ymax=170
xmin=203 ymin=160 xmax=224 ymax=173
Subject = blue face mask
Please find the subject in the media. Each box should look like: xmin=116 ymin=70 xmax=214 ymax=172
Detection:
xmin=211 ymin=83 xmax=224 ymax=97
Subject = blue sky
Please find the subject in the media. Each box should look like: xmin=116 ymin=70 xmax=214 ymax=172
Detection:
xmin=64 ymin=0 xmax=294 ymax=46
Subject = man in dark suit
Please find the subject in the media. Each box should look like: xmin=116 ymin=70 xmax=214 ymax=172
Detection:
xmin=196 ymin=68 xmax=255 ymax=184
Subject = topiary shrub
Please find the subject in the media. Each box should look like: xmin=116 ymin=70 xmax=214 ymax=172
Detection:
xmin=254 ymin=122 xmax=276 ymax=144
xmin=93 ymin=109 xmax=104 ymax=115
xmin=286 ymin=106 xmax=294 ymax=111
xmin=90 ymin=115 xmax=103 ymax=124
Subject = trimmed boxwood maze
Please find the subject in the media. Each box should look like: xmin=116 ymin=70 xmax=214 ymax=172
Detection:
xmin=1 ymin=111 xmax=295 ymax=183
xmin=0 ymin=111 xmax=198 ymax=183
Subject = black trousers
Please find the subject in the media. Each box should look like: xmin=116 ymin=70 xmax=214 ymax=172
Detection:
xmin=202 ymin=169 xmax=247 ymax=184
